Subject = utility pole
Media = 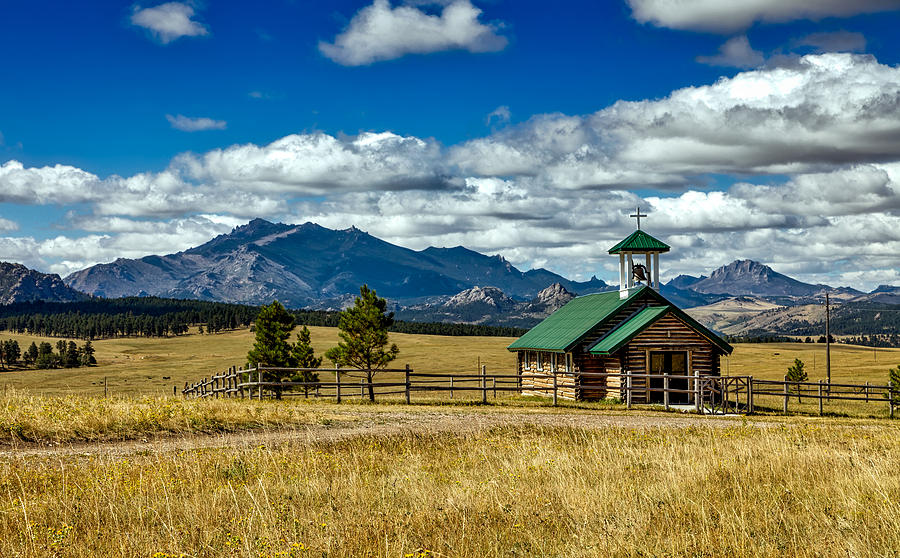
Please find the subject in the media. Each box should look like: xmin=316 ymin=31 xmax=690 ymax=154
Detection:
xmin=825 ymin=293 xmax=831 ymax=393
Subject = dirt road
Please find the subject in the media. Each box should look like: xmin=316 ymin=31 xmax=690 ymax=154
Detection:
xmin=0 ymin=406 xmax=752 ymax=460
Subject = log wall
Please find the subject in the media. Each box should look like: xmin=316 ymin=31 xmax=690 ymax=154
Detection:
xmin=519 ymin=351 xmax=577 ymax=400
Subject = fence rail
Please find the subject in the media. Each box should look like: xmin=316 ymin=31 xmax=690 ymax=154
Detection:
xmin=182 ymin=365 xmax=898 ymax=417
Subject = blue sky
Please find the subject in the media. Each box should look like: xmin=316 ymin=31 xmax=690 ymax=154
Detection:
xmin=2 ymin=0 xmax=900 ymax=290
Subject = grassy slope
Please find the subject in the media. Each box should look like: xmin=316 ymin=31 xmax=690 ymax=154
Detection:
xmin=0 ymin=328 xmax=898 ymax=397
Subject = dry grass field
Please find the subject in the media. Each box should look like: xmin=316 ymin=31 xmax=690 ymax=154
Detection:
xmin=0 ymin=411 xmax=897 ymax=557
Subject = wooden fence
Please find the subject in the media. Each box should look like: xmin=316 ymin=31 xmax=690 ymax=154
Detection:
xmin=182 ymin=365 xmax=898 ymax=417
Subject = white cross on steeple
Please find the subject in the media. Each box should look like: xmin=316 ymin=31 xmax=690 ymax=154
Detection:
xmin=630 ymin=207 xmax=647 ymax=230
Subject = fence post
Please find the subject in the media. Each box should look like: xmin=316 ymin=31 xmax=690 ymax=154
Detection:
xmin=405 ymin=364 xmax=411 ymax=405
xmin=818 ymin=379 xmax=823 ymax=416
xmin=360 ymin=379 xmax=364 ymax=398
xmin=449 ymin=376 xmax=454 ymax=399
xmin=493 ymin=377 xmax=497 ymax=399
xmin=723 ymin=378 xmax=729 ymax=412
xmin=552 ymin=370 xmax=558 ymax=406
xmin=626 ymin=371 xmax=632 ymax=409
xmin=890 ymin=381 xmax=895 ymax=419
xmin=214 ymin=375 xmax=220 ymax=399
xmin=663 ymin=374 xmax=670 ymax=411
xmin=783 ymin=375 xmax=789 ymax=414
xmin=694 ymin=374 xmax=701 ymax=413
xmin=748 ymin=377 xmax=754 ymax=414
xmin=865 ymin=381 xmax=869 ymax=403
xmin=335 ymin=367 xmax=342 ymax=404
xmin=481 ymin=365 xmax=487 ymax=404
xmin=258 ymin=368 xmax=264 ymax=400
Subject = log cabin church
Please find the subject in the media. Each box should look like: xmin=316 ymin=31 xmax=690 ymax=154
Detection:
xmin=508 ymin=212 xmax=732 ymax=404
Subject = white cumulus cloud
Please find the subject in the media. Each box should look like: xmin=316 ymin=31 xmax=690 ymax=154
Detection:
xmin=627 ymin=0 xmax=900 ymax=32
xmin=0 ymin=217 xmax=17 ymax=231
xmin=696 ymin=36 xmax=764 ymax=68
xmin=0 ymin=160 xmax=103 ymax=204
xmin=131 ymin=2 xmax=209 ymax=44
xmin=166 ymin=114 xmax=227 ymax=132
xmin=319 ymin=0 xmax=507 ymax=66
xmin=452 ymin=53 xmax=900 ymax=187
xmin=177 ymin=131 xmax=451 ymax=194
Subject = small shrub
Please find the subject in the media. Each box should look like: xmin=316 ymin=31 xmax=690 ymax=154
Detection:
xmin=786 ymin=358 xmax=807 ymax=402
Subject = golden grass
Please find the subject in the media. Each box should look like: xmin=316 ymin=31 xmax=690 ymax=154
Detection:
xmin=1 ymin=420 xmax=898 ymax=557
xmin=0 ymin=389 xmax=354 ymax=445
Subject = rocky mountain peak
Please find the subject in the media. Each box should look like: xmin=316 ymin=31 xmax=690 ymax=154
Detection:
xmin=0 ymin=261 xmax=88 ymax=305
xmin=690 ymin=259 xmax=819 ymax=297
xmin=709 ymin=260 xmax=772 ymax=280
xmin=445 ymin=286 xmax=517 ymax=309
xmin=532 ymin=282 xmax=575 ymax=310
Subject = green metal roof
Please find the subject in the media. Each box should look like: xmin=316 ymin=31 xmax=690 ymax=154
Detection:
xmin=507 ymin=285 xmax=733 ymax=355
xmin=608 ymin=230 xmax=670 ymax=254
xmin=507 ymin=288 xmax=643 ymax=352
xmin=589 ymin=306 xmax=670 ymax=355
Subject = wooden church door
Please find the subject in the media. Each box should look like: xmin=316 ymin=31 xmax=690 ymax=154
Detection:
xmin=649 ymin=351 xmax=688 ymax=404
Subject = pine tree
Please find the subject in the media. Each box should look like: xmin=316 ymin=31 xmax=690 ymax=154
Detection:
xmin=65 ymin=341 xmax=80 ymax=368
xmin=786 ymin=358 xmax=808 ymax=402
xmin=24 ymin=342 xmax=38 ymax=366
xmin=889 ymin=364 xmax=900 ymax=407
xmin=289 ymin=326 xmax=322 ymax=397
xmin=80 ymin=341 xmax=96 ymax=366
xmin=247 ymin=301 xmax=297 ymax=398
xmin=325 ymin=285 xmax=399 ymax=402
xmin=36 ymin=341 xmax=57 ymax=369
xmin=4 ymin=340 xmax=20 ymax=367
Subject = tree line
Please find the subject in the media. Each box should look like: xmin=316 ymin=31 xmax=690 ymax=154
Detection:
xmin=0 ymin=297 xmax=258 ymax=339
xmin=0 ymin=338 xmax=95 ymax=369
xmin=0 ymin=296 xmax=525 ymax=340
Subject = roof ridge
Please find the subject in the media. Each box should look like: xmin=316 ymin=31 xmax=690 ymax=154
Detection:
xmin=608 ymin=229 xmax=670 ymax=254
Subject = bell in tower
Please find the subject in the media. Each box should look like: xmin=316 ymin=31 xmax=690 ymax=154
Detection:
xmin=608 ymin=207 xmax=670 ymax=299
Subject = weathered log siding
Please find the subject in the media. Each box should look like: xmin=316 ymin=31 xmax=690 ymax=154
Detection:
xmin=520 ymin=351 xmax=577 ymax=400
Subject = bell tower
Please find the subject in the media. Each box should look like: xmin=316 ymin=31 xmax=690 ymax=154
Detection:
xmin=608 ymin=207 xmax=670 ymax=299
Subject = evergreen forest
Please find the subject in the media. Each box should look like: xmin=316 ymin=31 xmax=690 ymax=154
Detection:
xmin=0 ymin=297 xmax=527 ymax=340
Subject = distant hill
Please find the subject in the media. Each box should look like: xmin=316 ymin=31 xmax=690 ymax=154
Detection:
xmin=396 ymin=283 xmax=578 ymax=328
xmin=0 ymin=262 xmax=88 ymax=305
xmin=66 ymin=219 xmax=610 ymax=307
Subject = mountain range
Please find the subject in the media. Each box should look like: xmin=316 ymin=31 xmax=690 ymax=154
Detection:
xmin=64 ymin=219 xmax=610 ymax=307
xmin=1 ymin=219 xmax=896 ymax=337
